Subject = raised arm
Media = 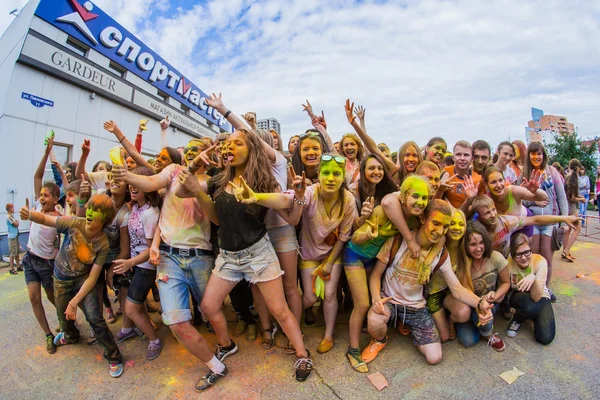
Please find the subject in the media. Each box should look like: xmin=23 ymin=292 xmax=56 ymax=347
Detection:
xmin=75 ymin=139 xmax=90 ymax=182
xmin=205 ymin=93 xmax=251 ymax=131
xmin=274 ymin=167 xmax=307 ymax=226
xmin=302 ymin=100 xmax=335 ymax=153
xmin=34 ymin=137 xmax=54 ymax=198
xmin=20 ymin=198 xmax=59 ymax=227
xmin=345 ymin=100 xmax=395 ymax=171
xmin=111 ymin=164 xmax=169 ymax=193
xmin=175 ymin=169 xmax=219 ymax=225
xmin=515 ymin=169 xmax=549 ymax=202
xmin=381 ymin=191 xmax=420 ymax=258
xmin=103 ymin=121 xmax=153 ymax=170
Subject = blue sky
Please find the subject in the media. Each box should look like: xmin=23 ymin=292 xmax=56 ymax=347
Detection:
xmin=2 ymin=0 xmax=600 ymax=151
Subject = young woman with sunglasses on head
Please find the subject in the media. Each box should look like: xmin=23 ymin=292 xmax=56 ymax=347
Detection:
xmin=297 ymin=154 xmax=358 ymax=355
xmin=521 ymin=142 xmax=568 ymax=302
xmin=505 ymin=234 xmax=555 ymax=344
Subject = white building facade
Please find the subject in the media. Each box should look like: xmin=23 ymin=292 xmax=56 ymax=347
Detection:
xmin=257 ymin=118 xmax=281 ymax=134
xmin=0 ymin=0 xmax=232 ymax=253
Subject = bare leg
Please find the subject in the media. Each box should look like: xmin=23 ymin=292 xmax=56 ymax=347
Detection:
xmin=366 ymin=306 xmax=390 ymax=341
xmin=431 ymin=310 xmax=449 ymax=343
xmin=531 ymin=234 xmax=541 ymax=255
xmin=539 ymin=235 xmax=555 ymax=284
xmin=250 ymin=284 xmax=274 ymax=332
xmin=120 ymin=288 xmax=133 ymax=329
xmin=200 ymin=274 xmax=238 ymax=347
xmin=417 ymin=342 xmax=443 ymax=365
xmin=27 ymin=283 xmax=52 ymax=335
xmin=277 ymin=250 xmax=302 ymax=324
xmin=300 ymin=267 xmax=317 ymax=311
xmin=255 ymin=277 xmax=308 ymax=357
xmin=169 ymin=321 xmax=215 ymax=362
xmin=323 ymin=262 xmax=343 ymax=341
xmin=345 ymin=266 xmax=370 ymax=349
xmin=125 ymin=300 xmax=157 ymax=341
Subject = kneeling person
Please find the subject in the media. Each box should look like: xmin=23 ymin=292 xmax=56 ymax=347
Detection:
xmin=363 ymin=200 xmax=493 ymax=365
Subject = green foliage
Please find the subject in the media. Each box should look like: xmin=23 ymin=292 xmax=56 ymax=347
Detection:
xmin=546 ymin=132 xmax=597 ymax=185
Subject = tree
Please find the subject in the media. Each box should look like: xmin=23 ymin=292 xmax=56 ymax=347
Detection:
xmin=546 ymin=132 xmax=597 ymax=185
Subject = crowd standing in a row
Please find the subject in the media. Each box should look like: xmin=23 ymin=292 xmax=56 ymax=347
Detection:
xmin=10 ymin=95 xmax=584 ymax=392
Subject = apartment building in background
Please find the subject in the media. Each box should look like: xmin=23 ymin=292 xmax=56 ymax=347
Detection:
xmin=257 ymin=117 xmax=281 ymax=134
xmin=526 ymin=108 xmax=576 ymax=143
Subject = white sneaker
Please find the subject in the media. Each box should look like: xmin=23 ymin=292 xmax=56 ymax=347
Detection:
xmin=506 ymin=320 xmax=521 ymax=338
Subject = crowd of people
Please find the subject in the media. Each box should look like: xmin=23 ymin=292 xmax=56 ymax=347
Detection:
xmin=7 ymin=95 xmax=588 ymax=392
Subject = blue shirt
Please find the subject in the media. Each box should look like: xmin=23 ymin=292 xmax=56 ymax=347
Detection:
xmin=6 ymin=214 xmax=18 ymax=239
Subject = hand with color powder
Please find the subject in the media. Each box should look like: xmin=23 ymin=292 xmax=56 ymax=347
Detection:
xmin=139 ymin=119 xmax=149 ymax=131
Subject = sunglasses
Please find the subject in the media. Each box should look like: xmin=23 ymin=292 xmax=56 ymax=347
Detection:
xmin=514 ymin=249 xmax=532 ymax=259
xmin=299 ymin=131 xmax=320 ymax=140
xmin=184 ymin=146 xmax=199 ymax=154
xmin=321 ymin=154 xmax=346 ymax=165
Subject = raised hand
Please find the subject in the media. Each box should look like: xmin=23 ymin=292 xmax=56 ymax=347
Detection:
xmin=345 ymin=99 xmax=356 ymax=124
xmin=205 ymin=92 xmax=224 ymax=111
xmin=438 ymin=174 xmax=458 ymax=193
xmin=241 ymin=112 xmax=257 ymax=130
xmin=463 ymin=175 xmax=478 ymax=199
xmin=316 ymin=110 xmax=327 ymax=130
xmin=354 ymin=105 xmax=366 ymax=121
xmin=20 ymin=198 xmax=31 ymax=221
xmin=51 ymin=160 xmax=64 ymax=174
xmin=103 ymin=120 xmax=117 ymax=134
xmin=139 ymin=119 xmax=149 ymax=131
xmin=372 ymin=296 xmax=393 ymax=315
xmin=289 ymin=165 xmax=307 ymax=201
xmin=79 ymin=174 xmax=91 ymax=201
xmin=111 ymin=164 xmax=127 ymax=183
xmin=177 ymin=169 xmax=201 ymax=194
xmin=365 ymin=215 xmax=379 ymax=240
xmin=360 ymin=196 xmax=375 ymax=220
xmin=44 ymin=135 xmax=54 ymax=154
xmin=302 ymin=99 xmax=315 ymax=118
xmin=194 ymin=142 xmax=219 ymax=168
xmin=229 ymin=176 xmax=257 ymax=204
xmin=521 ymin=169 xmax=542 ymax=193
xmin=159 ymin=115 xmax=170 ymax=130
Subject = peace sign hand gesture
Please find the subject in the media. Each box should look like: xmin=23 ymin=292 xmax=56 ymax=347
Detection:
xmin=229 ymin=176 xmax=257 ymax=204
xmin=360 ymin=196 xmax=375 ymax=219
xmin=302 ymin=99 xmax=315 ymax=118
xmin=365 ymin=215 xmax=379 ymax=240
xmin=345 ymin=99 xmax=356 ymax=125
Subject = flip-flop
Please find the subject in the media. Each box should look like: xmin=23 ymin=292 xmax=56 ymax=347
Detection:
xmin=262 ymin=325 xmax=278 ymax=349
xmin=346 ymin=349 xmax=368 ymax=373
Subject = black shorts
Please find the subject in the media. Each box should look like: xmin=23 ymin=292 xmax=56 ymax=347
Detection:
xmin=23 ymin=252 xmax=55 ymax=290
xmin=126 ymin=267 xmax=157 ymax=304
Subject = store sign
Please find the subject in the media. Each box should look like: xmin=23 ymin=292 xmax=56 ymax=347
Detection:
xmin=34 ymin=0 xmax=232 ymax=132
xmin=20 ymin=34 xmax=133 ymax=101
xmin=133 ymin=91 xmax=216 ymax=139
xmin=21 ymin=92 xmax=54 ymax=108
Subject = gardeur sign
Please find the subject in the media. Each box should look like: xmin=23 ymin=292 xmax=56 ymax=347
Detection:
xmin=35 ymin=0 xmax=232 ymax=132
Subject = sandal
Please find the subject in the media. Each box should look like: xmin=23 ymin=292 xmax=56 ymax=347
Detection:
xmin=9 ymin=269 xmax=18 ymax=275
xmin=261 ymin=325 xmax=278 ymax=349
xmin=284 ymin=340 xmax=297 ymax=355
xmin=561 ymin=253 xmax=574 ymax=263
xmin=567 ymin=252 xmax=576 ymax=260
xmin=346 ymin=347 xmax=368 ymax=373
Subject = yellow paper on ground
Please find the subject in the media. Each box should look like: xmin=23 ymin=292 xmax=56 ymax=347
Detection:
xmin=499 ymin=367 xmax=525 ymax=384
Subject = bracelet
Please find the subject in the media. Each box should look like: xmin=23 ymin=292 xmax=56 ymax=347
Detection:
xmin=476 ymin=296 xmax=486 ymax=313
xmin=77 ymin=198 xmax=87 ymax=205
xmin=119 ymin=136 xmax=125 ymax=143
xmin=223 ymin=110 xmax=232 ymax=119
xmin=294 ymin=196 xmax=307 ymax=206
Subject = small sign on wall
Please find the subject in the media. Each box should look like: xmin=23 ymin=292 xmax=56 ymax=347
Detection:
xmin=21 ymin=92 xmax=54 ymax=108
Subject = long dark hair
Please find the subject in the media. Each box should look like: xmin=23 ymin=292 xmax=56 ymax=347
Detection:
xmin=291 ymin=133 xmax=325 ymax=182
xmin=465 ymin=220 xmax=493 ymax=259
xmin=131 ymin=167 xmax=162 ymax=208
xmin=565 ymin=159 xmax=582 ymax=201
xmin=212 ymin=129 xmax=280 ymax=198
xmin=523 ymin=141 xmax=548 ymax=180
xmin=358 ymin=154 xmax=397 ymax=206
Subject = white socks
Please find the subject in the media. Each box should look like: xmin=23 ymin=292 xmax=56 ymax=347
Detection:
xmin=206 ymin=355 xmax=226 ymax=374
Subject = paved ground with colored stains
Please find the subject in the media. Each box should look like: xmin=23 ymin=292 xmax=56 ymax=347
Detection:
xmin=1 ymin=241 xmax=599 ymax=400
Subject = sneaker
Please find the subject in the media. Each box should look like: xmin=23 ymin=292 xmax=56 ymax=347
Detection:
xmin=134 ymin=326 xmax=146 ymax=339
xmin=115 ymin=329 xmax=137 ymax=343
xmin=215 ymin=340 xmax=238 ymax=362
xmin=361 ymin=337 xmax=387 ymax=363
xmin=87 ymin=328 xmax=98 ymax=345
xmin=146 ymin=339 xmax=163 ymax=360
xmin=17 ymin=266 xmax=23 ymax=271
xmin=53 ymin=332 xmax=76 ymax=346
xmin=487 ymin=333 xmax=506 ymax=352
xmin=294 ymin=351 xmax=313 ymax=382
xmin=109 ymin=363 xmax=124 ymax=378
xmin=46 ymin=335 xmax=56 ymax=354
xmin=206 ymin=321 xmax=215 ymax=333
xmin=9 ymin=269 xmax=18 ymax=275
xmin=106 ymin=307 xmax=116 ymax=324
xmin=195 ymin=366 xmax=228 ymax=391
xmin=506 ymin=320 xmax=521 ymax=338
xmin=548 ymin=289 xmax=557 ymax=303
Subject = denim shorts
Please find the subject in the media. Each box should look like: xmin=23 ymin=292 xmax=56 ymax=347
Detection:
xmin=157 ymin=251 xmax=214 ymax=326
xmin=127 ymin=267 xmax=157 ymax=304
xmin=343 ymin=245 xmax=377 ymax=269
xmin=426 ymin=288 xmax=449 ymax=314
xmin=386 ymin=303 xmax=440 ymax=346
xmin=533 ymin=223 xmax=555 ymax=237
xmin=267 ymin=224 xmax=298 ymax=253
xmin=23 ymin=252 xmax=54 ymax=290
xmin=213 ymin=235 xmax=284 ymax=284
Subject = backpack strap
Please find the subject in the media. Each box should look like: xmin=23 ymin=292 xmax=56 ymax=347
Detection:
xmin=431 ymin=248 xmax=449 ymax=274
xmin=386 ymin=235 xmax=403 ymax=268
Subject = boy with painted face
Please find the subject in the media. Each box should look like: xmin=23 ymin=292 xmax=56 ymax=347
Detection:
xmin=21 ymin=136 xmax=61 ymax=354
xmin=471 ymin=195 xmax=579 ymax=258
xmin=362 ymin=200 xmax=493 ymax=365
xmin=21 ymin=194 xmax=123 ymax=377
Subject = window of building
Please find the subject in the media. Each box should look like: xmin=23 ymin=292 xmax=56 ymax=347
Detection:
xmin=108 ymin=61 xmax=126 ymax=78
xmin=43 ymin=143 xmax=71 ymax=184
xmin=157 ymin=90 xmax=169 ymax=103
xmin=65 ymin=36 xmax=89 ymax=57
xmin=181 ymin=104 xmax=191 ymax=115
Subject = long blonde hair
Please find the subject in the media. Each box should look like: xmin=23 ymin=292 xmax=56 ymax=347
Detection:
xmin=212 ymin=129 xmax=280 ymax=198
xmin=448 ymin=209 xmax=474 ymax=292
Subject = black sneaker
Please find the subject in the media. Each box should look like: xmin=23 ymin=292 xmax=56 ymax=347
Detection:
xmin=194 ymin=366 xmax=228 ymax=392
xmin=215 ymin=340 xmax=238 ymax=361
xmin=295 ymin=351 xmax=313 ymax=382
xmin=548 ymin=289 xmax=557 ymax=303
xmin=206 ymin=321 xmax=215 ymax=333
xmin=46 ymin=334 xmax=56 ymax=354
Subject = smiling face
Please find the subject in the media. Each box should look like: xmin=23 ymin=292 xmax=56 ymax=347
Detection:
xmin=422 ymin=210 xmax=451 ymax=244
xmin=529 ymin=150 xmax=544 ymax=170
xmin=300 ymin=138 xmax=322 ymax=168
xmin=514 ymin=242 xmax=532 ymax=269
xmin=85 ymin=208 xmax=105 ymax=231
xmin=289 ymin=136 xmax=300 ymax=153
xmin=342 ymin=137 xmax=358 ymax=161
xmin=448 ymin=211 xmax=466 ymax=241
xmin=110 ymin=178 xmax=128 ymax=197
xmin=403 ymin=145 xmax=419 ymax=173
xmin=476 ymin=204 xmax=497 ymax=227
xmin=65 ymin=166 xmax=73 ymax=183
xmin=65 ymin=191 xmax=77 ymax=211
xmin=184 ymin=140 xmax=204 ymax=165
xmin=498 ymin=145 xmax=515 ymax=168
xmin=403 ymin=183 xmax=429 ymax=217
xmin=222 ymin=131 xmax=249 ymax=167
xmin=38 ymin=187 xmax=57 ymax=212
xmin=472 ymin=149 xmax=490 ymax=174
xmin=453 ymin=145 xmax=473 ymax=173
xmin=364 ymin=157 xmax=384 ymax=184
xmin=126 ymin=156 xmax=137 ymax=171
xmin=319 ymin=160 xmax=345 ymax=193
xmin=154 ymin=148 xmax=173 ymax=173
xmin=486 ymin=171 xmax=506 ymax=196
xmin=427 ymin=141 xmax=447 ymax=164
xmin=270 ymin=131 xmax=279 ymax=150
xmin=467 ymin=232 xmax=485 ymax=260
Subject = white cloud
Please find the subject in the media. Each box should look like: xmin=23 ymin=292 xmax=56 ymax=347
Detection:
xmin=4 ymin=0 xmax=599 ymax=152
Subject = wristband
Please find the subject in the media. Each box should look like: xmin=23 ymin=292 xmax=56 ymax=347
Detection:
xmin=77 ymin=198 xmax=87 ymax=205
xmin=118 ymin=136 xmax=125 ymax=143
xmin=223 ymin=110 xmax=232 ymax=119
xmin=294 ymin=196 xmax=306 ymax=205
